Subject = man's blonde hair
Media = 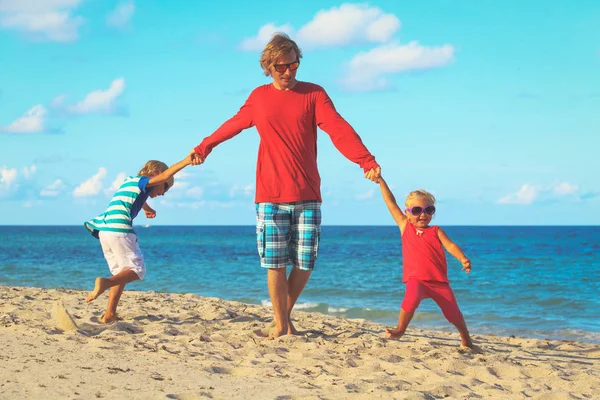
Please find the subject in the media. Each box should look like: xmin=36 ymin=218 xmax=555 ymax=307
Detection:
xmin=405 ymin=190 xmax=436 ymax=207
xmin=260 ymin=33 xmax=302 ymax=77
xmin=138 ymin=160 xmax=174 ymax=192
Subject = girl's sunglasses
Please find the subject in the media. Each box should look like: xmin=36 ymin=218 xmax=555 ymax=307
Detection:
xmin=273 ymin=60 xmax=300 ymax=73
xmin=163 ymin=183 xmax=171 ymax=193
xmin=406 ymin=206 xmax=436 ymax=216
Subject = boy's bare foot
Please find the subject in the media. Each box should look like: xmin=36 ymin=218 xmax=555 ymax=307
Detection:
xmin=385 ymin=327 xmax=405 ymax=339
xmin=100 ymin=313 xmax=119 ymax=324
xmin=85 ymin=277 xmax=109 ymax=303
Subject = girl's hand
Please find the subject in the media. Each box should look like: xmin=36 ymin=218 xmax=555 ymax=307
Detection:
xmin=461 ymin=258 xmax=471 ymax=274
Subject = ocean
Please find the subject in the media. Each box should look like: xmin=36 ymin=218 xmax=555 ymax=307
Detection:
xmin=1 ymin=225 xmax=598 ymax=344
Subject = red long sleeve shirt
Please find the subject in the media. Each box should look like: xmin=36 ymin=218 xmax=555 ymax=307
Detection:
xmin=194 ymin=82 xmax=379 ymax=203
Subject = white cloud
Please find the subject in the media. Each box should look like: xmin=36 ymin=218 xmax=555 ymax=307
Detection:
xmin=22 ymin=165 xmax=37 ymax=178
xmin=497 ymin=184 xmax=540 ymax=205
xmin=342 ymin=41 xmax=455 ymax=91
xmin=229 ymin=184 xmax=254 ymax=198
xmin=23 ymin=200 xmax=42 ymax=208
xmin=297 ymin=4 xmax=400 ymax=48
xmin=0 ymin=0 xmax=84 ymax=42
xmin=552 ymin=182 xmax=579 ymax=196
xmin=187 ymin=186 xmax=204 ymax=199
xmin=171 ymin=181 xmax=189 ymax=190
xmin=239 ymin=4 xmax=399 ymax=51
xmin=0 ymin=166 xmax=18 ymax=191
xmin=174 ymin=169 xmax=193 ymax=180
xmin=106 ymin=0 xmax=134 ymax=28
xmin=498 ymin=182 xmax=581 ymax=205
xmin=355 ymin=188 xmax=374 ymax=201
xmin=65 ymin=78 xmax=126 ymax=115
xmin=40 ymin=178 xmax=66 ymax=197
xmin=239 ymin=23 xmax=294 ymax=51
xmin=0 ymin=105 xmax=47 ymax=133
xmin=73 ymin=167 xmax=107 ymax=197
xmin=104 ymin=172 xmax=126 ymax=195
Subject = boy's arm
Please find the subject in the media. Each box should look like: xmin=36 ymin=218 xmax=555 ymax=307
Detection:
xmin=142 ymin=202 xmax=156 ymax=218
xmin=378 ymin=177 xmax=408 ymax=230
xmin=147 ymin=157 xmax=192 ymax=187
xmin=438 ymin=228 xmax=471 ymax=273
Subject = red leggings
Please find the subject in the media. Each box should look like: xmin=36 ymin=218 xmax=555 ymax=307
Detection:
xmin=401 ymin=279 xmax=463 ymax=326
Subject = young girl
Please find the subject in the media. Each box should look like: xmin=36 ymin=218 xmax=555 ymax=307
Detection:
xmin=378 ymin=177 xmax=473 ymax=348
xmin=84 ymin=157 xmax=193 ymax=323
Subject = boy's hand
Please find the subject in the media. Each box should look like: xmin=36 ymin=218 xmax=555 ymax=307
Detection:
xmin=189 ymin=149 xmax=204 ymax=166
xmin=461 ymin=258 xmax=471 ymax=274
xmin=144 ymin=209 xmax=156 ymax=219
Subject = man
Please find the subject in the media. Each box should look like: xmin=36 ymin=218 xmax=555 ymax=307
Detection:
xmin=191 ymin=33 xmax=380 ymax=338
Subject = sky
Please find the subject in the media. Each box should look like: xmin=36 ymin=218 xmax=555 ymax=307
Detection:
xmin=0 ymin=0 xmax=598 ymax=226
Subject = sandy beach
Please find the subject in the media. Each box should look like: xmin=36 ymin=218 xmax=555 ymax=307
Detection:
xmin=0 ymin=285 xmax=598 ymax=399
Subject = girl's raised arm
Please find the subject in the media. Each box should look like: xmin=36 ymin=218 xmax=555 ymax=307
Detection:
xmin=378 ymin=177 xmax=408 ymax=231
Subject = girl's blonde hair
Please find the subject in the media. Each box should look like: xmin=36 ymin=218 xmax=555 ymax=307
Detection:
xmin=138 ymin=160 xmax=174 ymax=192
xmin=260 ymin=33 xmax=302 ymax=77
xmin=405 ymin=190 xmax=436 ymax=207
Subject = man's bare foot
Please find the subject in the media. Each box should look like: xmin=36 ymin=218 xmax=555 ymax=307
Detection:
xmin=288 ymin=319 xmax=299 ymax=335
xmin=85 ymin=277 xmax=109 ymax=303
xmin=265 ymin=328 xmax=287 ymax=340
xmin=262 ymin=321 xmax=288 ymax=340
xmin=385 ymin=327 xmax=405 ymax=339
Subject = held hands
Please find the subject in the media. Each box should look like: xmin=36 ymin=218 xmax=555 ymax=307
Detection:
xmin=144 ymin=207 xmax=156 ymax=219
xmin=188 ymin=149 xmax=205 ymax=166
xmin=364 ymin=166 xmax=381 ymax=183
xmin=461 ymin=258 xmax=472 ymax=274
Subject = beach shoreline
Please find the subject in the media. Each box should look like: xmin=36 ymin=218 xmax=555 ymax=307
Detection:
xmin=1 ymin=285 xmax=598 ymax=399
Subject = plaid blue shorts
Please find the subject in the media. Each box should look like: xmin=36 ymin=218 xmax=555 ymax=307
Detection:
xmin=256 ymin=201 xmax=322 ymax=271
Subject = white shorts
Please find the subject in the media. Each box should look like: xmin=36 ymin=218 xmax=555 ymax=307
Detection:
xmin=98 ymin=231 xmax=146 ymax=280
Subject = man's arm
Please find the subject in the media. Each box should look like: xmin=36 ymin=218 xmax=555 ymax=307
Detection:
xmin=438 ymin=228 xmax=471 ymax=273
xmin=315 ymin=89 xmax=380 ymax=177
xmin=192 ymin=95 xmax=255 ymax=160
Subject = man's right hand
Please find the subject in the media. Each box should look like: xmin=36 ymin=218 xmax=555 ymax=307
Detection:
xmin=364 ymin=166 xmax=381 ymax=183
xmin=189 ymin=149 xmax=204 ymax=165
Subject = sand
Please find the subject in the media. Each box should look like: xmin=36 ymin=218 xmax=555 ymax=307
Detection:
xmin=0 ymin=285 xmax=598 ymax=399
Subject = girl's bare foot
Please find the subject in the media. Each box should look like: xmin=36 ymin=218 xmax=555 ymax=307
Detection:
xmin=85 ymin=277 xmax=109 ymax=303
xmin=461 ymin=336 xmax=473 ymax=349
xmin=385 ymin=327 xmax=405 ymax=339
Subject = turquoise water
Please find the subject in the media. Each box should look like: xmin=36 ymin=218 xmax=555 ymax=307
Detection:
xmin=1 ymin=225 xmax=599 ymax=343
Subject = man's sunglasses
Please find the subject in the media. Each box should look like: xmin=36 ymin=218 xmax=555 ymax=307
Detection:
xmin=273 ymin=60 xmax=300 ymax=73
xmin=163 ymin=183 xmax=170 ymax=193
xmin=406 ymin=206 xmax=436 ymax=216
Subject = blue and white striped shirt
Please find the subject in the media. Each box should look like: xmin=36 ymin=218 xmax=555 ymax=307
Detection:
xmin=84 ymin=176 xmax=151 ymax=238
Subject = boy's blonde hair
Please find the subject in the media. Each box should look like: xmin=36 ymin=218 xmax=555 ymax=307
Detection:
xmin=138 ymin=160 xmax=174 ymax=192
xmin=260 ymin=33 xmax=302 ymax=77
xmin=405 ymin=190 xmax=436 ymax=207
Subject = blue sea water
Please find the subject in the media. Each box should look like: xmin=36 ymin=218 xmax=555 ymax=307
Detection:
xmin=1 ymin=225 xmax=599 ymax=344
